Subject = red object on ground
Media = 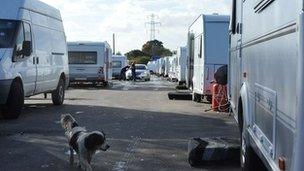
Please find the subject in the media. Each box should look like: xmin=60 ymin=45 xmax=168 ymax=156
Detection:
xmin=212 ymin=84 xmax=228 ymax=112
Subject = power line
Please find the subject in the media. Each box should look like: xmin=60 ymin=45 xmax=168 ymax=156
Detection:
xmin=145 ymin=14 xmax=161 ymax=41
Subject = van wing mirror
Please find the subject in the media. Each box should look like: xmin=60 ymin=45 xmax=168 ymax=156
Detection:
xmin=230 ymin=0 xmax=237 ymax=34
xmin=22 ymin=41 xmax=32 ymax=56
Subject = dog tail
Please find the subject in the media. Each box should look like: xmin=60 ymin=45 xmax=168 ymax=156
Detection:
xmin=60 ymin=114 xmax=78 ymax=132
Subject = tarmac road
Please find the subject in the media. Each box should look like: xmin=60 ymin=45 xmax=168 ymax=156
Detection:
xmin=0 ymin=76 xmax=240 ymax=171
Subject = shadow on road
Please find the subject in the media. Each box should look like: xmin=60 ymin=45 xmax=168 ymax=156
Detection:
xmin=0 ymin=103 xmax=240 ymax=171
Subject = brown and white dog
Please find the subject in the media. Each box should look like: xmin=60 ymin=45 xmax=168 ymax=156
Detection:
xmin=61 ymin=114 xmax=110 ymax=171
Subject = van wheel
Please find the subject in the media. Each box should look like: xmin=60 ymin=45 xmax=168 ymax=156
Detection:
xmin=52 ymin=78 xmax=65 ymax=105
xmin=2 ymin=81 xmax=24 ymax=119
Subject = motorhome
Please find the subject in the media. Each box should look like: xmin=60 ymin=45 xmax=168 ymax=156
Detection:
xmin=68 ymin=42 xmax=112 ymax=86
xmin=112 ymin=55 xmax=127 ymax=79
xmin=229 ymin=1 xmax=304 ymax=170
xmin=189 ymin=14 xmax=229 ymax=102
xmin=176 ymin=46 xmax=187 ymax=85
xmin=0 ymin=0 xmax=69 ymax=119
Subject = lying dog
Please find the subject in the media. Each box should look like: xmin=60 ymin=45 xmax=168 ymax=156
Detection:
xmin=61 ymin=114 xmax=110 ymax=171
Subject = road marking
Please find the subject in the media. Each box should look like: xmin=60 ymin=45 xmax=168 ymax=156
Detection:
xmin=112 ymin=137 xmax=141 ymax=171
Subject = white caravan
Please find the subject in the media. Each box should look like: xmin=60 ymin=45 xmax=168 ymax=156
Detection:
xmin=68 ymin=42 xmax=112 ymax=85
xmin=164 ymin=57 xmax=171 ymax=77
xmin=189 ymin=14 xmax=229 ymax=102
xmin=229 ymin=1 xmax=304 ymax=171
xmin=147 ymin=61 xmax=157 ymax=74
xmin=157 ymin=58 xmax=165 ymax=76
xmin=112 ymin=55 xmax=127 ymax=79
xmin=176 ymin=47 xmax=187 ymax=85
xmin=168 ymin=56 xmax=178 ymax=82
xmin=0 ymin=0 xmax=69 ymax=119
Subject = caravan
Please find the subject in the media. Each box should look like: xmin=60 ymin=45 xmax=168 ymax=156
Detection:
xmin=68 ymin=42 xmax=112 ymax=86
xmin=176 ymin=47 xmax=187 ymax=85
xmin=0 ymin=0 xmax=69 ymax=119
xmin=229 ymin=0 xmax=304 ymax=170
xmin=112 ymin=55 xmax=127 ymax=79
xmin=168 ymin=56 xmax=178 ymax=82
xmin=189 ymin=14 xmax=229 ymax=102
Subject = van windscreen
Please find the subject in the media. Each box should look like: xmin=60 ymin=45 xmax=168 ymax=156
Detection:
xmin=68 ymin=51 xmax=97 ymax=65
xmin=0 ymin=19 xmax=19 ymax=48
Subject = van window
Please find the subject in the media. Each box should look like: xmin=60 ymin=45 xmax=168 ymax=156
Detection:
xmin=14 ymin=23 xmax=25 ymax=60
xmin=0 ymin=20 xmax=19 ymax=48
xmin=112 ymin=61 xmax=122 ymax=68
xmin=23 ymin=23 xmax=32 ymax=42
xmin=68 ymin=52 xmax=97 ymax=64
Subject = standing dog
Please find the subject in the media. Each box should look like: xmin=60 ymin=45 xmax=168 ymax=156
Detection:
xmin=61 ymin=114 xmax=110 ymax=171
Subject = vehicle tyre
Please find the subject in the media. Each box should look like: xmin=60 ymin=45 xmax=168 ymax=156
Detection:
xmin=2 ymin=81 xmax=24 ymax=119
xmin=52 ymin=78 xmax=65 ymax=105
xmin=240 ymin=119 xmax=267 ymax=171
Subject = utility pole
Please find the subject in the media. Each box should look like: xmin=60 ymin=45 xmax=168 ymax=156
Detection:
xmin=145 ymin=14 xmax=161 ymax=41
xmin=112 ymin=33 xmax=116 ymax=55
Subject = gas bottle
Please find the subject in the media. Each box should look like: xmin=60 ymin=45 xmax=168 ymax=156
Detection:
xmin=212 ymin=84 xmax=228 ymax=112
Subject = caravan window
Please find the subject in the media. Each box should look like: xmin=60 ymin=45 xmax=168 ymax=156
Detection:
xmin=68 ymin=52 xmax=97 ymax=64
xmin=113 ymin=61 xmax=122 ymax=68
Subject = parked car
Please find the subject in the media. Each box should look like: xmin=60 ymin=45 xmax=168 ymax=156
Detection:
xmin=126 ymin=64 xmax=150 ymax=81
xmin=67 ymin=42 xmax=112 ymax=86
xmin=0 ymin=0 xmax=69 ymax=119
xmin=112 ymin=55 xmax=127 ymax=79
xmin=229 ymin=0 xmax=304 ymax=170
xmin=189 ymin=14 xmax=230 ymax=102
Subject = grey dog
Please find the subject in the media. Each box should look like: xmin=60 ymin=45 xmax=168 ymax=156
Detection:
xmin=61 ymin=114 xmax=110 ymax=171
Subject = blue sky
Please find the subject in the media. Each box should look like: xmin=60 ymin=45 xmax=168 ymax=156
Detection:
xmin=40 ymin=0 xmax=231 ymax=54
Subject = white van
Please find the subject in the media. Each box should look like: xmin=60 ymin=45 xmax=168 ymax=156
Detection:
xmin=68 ymin=42 xmax=112 ymax=86
xmin=176 ymin=47 xmax=187 ymax=85
xmin=0 ymin=0 xmax=69 ymax=119
xmin=230 ymin=1 xmax=304 ymax=170
xmin=112 ymin=55 xmax=127 ymax=79
xmin=189 ymin=14 xmax=229 ymax=102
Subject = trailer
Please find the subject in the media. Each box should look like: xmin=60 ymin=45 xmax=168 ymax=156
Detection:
xmin=176 ymin=46 xmax=187 ymax=85
xmin=68 ymin=42 xmax=112 ymax=86
xmin=189 ymin=14 xmax=230 ymax=102
xmin=229 ymin=1 xmax=304 ymax=170
xmin=112 ymin=55 xmax=127 ymax=79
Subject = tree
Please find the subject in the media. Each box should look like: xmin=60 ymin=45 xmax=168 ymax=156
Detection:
xmin=125 ymin=50 xmax=147 ymax=58
xmin=142 ymin=40 xmax=173 ymax=57
xmin=116 ymin=51 xmax=122 ymax=55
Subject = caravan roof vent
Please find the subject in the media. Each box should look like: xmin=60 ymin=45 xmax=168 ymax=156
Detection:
xmin=213 ymin=13 xmax=219 ymax=15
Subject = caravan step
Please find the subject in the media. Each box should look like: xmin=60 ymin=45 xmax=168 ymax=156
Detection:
xmin=188 ymin=137 xmax=240 ymax=167
xmin=168 ymin=91 xmax=192 ymax=100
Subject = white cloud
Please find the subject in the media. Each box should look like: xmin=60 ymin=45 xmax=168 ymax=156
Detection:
xmin=40 ymin=0 xmax=231 ymax=53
